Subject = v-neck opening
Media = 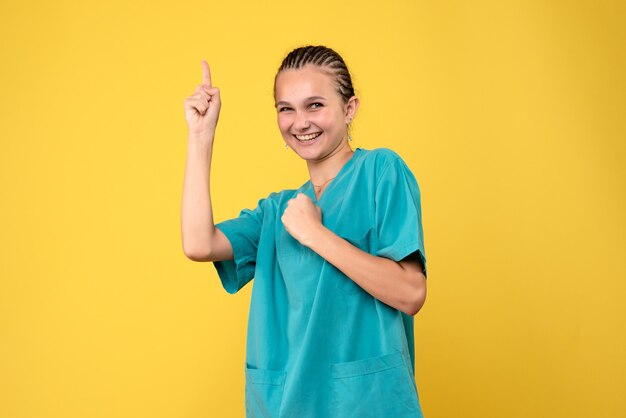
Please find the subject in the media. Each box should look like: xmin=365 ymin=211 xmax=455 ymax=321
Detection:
xmin=308 ymin=148 xmax=361 ymax=204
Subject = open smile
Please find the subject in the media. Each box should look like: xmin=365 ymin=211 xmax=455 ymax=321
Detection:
xmin=293 ymin=132 xmax=322 ymax=143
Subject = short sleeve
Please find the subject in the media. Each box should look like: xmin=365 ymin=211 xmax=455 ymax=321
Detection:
xmin=374 ymin=157 xmax=427 ymax=277
xmin=212 ymin=198 xmax=265 ymax=294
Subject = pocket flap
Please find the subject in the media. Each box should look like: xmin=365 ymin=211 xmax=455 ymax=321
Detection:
xmin=245 ymin=364 xmax=287 ymax=386
xmin=331 ymin=350 xmax=405 ymax=379
xmin=338 ymin=228 xmax=373 ymax=253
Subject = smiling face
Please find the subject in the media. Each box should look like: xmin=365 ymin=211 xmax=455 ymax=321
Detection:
xmin=274 ymin=64 xmax=358 ymax=162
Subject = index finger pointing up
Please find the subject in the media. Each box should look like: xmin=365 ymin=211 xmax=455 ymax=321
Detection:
xmin=201 ymin=60 xmax=212 ymax=86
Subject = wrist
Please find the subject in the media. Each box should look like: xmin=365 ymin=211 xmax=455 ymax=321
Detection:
xmin=304 ymin=223 xmax=330 ymax=251
xmin=187 ymin=130 xmax=215 ymax=144
xmin=187 ymin=135 xmax=214 ymax=149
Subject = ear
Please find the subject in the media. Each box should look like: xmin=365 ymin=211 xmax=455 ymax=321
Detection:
xmin=344 ymin=96 xmax=360 ymax=123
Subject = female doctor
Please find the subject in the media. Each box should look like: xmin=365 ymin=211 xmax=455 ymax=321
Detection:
xmin=181 ymin=45 xmax=428 ymax=418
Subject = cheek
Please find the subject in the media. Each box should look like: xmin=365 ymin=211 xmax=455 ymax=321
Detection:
xmin=310 ymin=110 xmax=335 ymax=129
xmin=320 ymin=109 xmax=344 ymax=128
xmin=277 ymin=115 xmax=291 ymax=133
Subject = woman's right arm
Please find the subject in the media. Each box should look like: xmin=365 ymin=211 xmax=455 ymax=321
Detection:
xmin=181 ymin=60 xmax=233 ymax=262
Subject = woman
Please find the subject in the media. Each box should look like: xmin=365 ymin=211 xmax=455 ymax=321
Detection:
xmin=181 ymin=45 xmax=428 ymax=418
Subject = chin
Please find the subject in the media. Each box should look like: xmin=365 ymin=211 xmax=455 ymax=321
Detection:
xmin=292 ymin=148 xmax=320 ymax=161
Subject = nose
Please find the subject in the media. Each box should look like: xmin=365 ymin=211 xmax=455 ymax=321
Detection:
xmin=293 ymin=110 xmax=310 ymax=131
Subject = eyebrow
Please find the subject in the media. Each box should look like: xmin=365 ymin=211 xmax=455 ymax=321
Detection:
xmin=275 ymin=96 xmax=327 ymax=107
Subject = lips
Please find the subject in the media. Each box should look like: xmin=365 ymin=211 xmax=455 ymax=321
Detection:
xmin=294 ymin=132 xmax=322 ymax=142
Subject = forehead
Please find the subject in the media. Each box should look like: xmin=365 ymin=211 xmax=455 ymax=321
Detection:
xmin=275 ymin=65 xmax=338 ymax=101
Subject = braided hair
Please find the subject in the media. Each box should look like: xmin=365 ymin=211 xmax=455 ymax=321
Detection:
xmin=273 ymin=45 xmax=356 ymax=105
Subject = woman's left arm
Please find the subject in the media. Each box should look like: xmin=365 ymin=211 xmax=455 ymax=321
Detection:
xmin=282 ymin=193 xmax=427 ymax=316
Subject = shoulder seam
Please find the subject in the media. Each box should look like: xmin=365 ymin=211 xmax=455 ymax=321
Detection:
xmin=377 ymin=155 xmax=403 ymax=181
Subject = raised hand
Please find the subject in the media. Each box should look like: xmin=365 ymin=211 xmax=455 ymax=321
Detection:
xmin=184 ymin=60 xmax=222 ymax=141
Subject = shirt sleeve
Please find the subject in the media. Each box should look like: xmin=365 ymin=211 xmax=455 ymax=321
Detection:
xmin=374 ymin=157 xmax=427 ymax=277
xmin=212 ymin=198 xmax=265 ymax=294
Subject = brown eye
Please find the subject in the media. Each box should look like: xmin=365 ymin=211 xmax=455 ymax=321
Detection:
xmin=310 ymin=103 xmax=323 ymax=109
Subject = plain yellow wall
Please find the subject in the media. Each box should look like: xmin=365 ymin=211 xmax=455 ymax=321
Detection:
xmin=1 ymin=0 xmax=624 ymax=417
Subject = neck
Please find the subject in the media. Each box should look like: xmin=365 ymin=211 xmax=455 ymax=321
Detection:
xmin=306 ymin=142 xmax=355 ymax=186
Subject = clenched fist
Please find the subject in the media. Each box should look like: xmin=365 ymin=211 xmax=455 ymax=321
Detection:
xmin=184 ymin=60 xmax=221 ymax=141
xmin=281 ymin=193 xmax=324 ymax=247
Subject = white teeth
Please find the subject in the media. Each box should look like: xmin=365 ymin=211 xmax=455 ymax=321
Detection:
xmin=295 ymin=132 xmax=322 ymax=141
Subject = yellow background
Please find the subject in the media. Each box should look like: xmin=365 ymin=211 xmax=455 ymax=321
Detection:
xmin=1 ymin=0 xmax=625 ymax=417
